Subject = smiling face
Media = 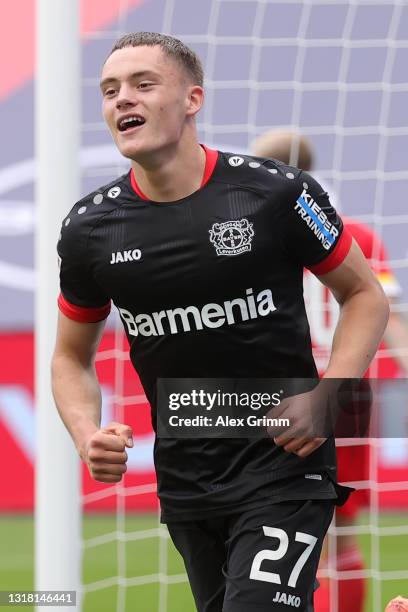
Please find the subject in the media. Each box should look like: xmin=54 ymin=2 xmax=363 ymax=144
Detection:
xmin=101 ymin=45 xmax=203 ymax=163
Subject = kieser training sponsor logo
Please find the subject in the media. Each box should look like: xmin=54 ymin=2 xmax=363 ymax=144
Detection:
xmin=110 ymin=249 xmax=142 ymax=264
xmin=294 ymin=189 xmax=339 ymax=250
xmin=119 ymin=287 xmax=276 ymax=337
xmin=209 ymin=218 xmax=254 ymax=256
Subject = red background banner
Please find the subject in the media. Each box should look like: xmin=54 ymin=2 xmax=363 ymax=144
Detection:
xmin=0 ymin=333 xmax=407 ymax=512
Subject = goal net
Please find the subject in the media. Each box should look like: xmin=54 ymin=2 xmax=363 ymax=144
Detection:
xmin=77 ymin=1 xmax=408 ymax=611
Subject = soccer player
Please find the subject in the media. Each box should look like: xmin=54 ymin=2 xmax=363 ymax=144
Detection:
xmin=252 ymin=129 xmax=408 ymax=611
xmin=52 ymin=33 xmax=389 ymax=612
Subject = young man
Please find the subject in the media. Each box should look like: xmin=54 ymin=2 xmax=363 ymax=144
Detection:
xmin=252 ymin=129 xmax=406 ymax=612
xmin=52 ymin=33 xmax=389 ymax=612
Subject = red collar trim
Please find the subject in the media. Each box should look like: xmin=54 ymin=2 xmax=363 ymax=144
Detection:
xmin=130 ymin=166 xmax=148 ymax=200
xmin=200 ymin=145 xmax=218 ymax=188
xmin=130 ymin=145 xmax=219 ymax=201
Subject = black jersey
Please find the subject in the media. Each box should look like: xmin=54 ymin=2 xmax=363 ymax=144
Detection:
xmin=58 ymin=147 xmax=352 ymax=521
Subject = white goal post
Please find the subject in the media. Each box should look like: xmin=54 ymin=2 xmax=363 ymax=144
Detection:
xmin=34 ymin=2 xmax=408 ymax=611
xmin=35 ymin=1 xmax=81 ymax=610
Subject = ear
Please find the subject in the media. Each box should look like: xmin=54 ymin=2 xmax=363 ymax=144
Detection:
xmin=185 ymin=85 xmax=204 ymax=118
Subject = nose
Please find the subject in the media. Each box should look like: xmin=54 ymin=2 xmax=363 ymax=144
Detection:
xmin=116 ymin=83 xmax=137 ymax=110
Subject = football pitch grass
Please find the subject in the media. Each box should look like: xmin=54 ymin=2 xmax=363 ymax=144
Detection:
xmin=0 ymin=513 xmax=407 ymax=611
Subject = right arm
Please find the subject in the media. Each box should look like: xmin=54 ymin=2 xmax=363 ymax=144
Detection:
xmin=51 ymin=311 xmax=133 ymax=483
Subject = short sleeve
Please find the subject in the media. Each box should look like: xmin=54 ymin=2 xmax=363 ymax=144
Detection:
xmin=283 ymin=171 xmax=352 ymax=275
xmin=57 ymin=208 xmax=111 ymax=323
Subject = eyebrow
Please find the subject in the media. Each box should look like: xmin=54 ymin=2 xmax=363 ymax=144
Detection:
xmin=100 ymin=70 xmax=161 ymax=90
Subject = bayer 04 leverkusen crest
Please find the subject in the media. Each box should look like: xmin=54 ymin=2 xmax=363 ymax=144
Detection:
xmin=209 ymin=218 xmax=254 ymax=257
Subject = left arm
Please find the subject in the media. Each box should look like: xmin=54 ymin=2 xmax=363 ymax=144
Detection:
xmin=321 ymin=239 xmax=389 ymax=378
xmin=274 ymin=239 xmax=389 ymax=456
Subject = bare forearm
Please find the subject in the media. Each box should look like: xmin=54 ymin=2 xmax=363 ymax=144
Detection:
xmin=325 ymin=285 xmax=389 ymax=378
xmin=51 ymin=353 xmax=102 ymax=460
xmin=383 ymin=311 xmax=408 ymax=375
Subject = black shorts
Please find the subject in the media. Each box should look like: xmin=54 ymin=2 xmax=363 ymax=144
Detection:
xmin=166 ymin=499 xmax=334 ymax=612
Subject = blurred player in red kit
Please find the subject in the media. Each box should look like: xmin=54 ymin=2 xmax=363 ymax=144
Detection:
xmin=253 ymin=130 xmax=408 ymax=612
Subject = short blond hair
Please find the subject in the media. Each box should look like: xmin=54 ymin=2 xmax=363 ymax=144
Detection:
xmin=109 ymin=32 xmax=204 ymax=87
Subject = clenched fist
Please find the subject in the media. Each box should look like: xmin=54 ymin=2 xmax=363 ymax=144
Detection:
xmin=84 ymin=421 xmax=133 ymax=483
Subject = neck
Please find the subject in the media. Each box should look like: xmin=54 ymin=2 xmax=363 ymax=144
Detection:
xmin=131 ymin=137 xmax=206 ymax=202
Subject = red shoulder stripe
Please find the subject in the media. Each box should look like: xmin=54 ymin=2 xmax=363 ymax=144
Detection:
xmin=58 ymin=293 xmax=111 ymax=323
xmin=308 ymin=228 xmax=352 ymax=275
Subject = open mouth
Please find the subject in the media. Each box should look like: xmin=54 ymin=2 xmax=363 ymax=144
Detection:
xmin=117 ymin=115 xmax=146 ymax=132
